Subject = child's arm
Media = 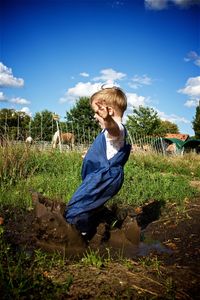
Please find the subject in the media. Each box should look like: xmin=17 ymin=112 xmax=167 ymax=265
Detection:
xmin=96 ymin=103 xmax=120 ymax=137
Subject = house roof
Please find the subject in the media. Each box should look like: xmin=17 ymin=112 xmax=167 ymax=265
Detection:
xmin=165 ymin=133 xmax=189 ymax=141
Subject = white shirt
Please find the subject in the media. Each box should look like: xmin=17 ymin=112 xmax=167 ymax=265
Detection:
xmin=104 ymin=122 xmax=125 ymax=160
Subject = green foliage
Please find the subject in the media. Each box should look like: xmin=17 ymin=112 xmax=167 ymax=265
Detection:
xmin=165 ymin=277 xmax=177 ymax=299
xmin=126 ymin=106 xmax=162 ymax=136
xmin=118 ymin=167 xmax=197 ymax=206
xmin=0 ymin=145 xmax=199 ymax=298
xmin=159 ymin=120 xmax=179 ymax=135
xmin=0 ymin=143 xmax=82 ymax=204
xmin=192 ymin=103 xmax=200 ymax=138
xmin=81 ymin=248 xmax=104 ymax=268
xmin=0 ymin=142 xmax=38 ymax=187
xmin=139 ymin=256 xmax=162 ymax=276
xmin=31 ymin=110 xmax=57 ymax=141
xmin=0 ymin=108 xmax=31 ymax=140
xmin=65 ymin=97 xmax=100 ymax=142
xmin=115 ymin=153 xmax=199 ymax=206
xmin=126 ymin=106 xmax=179 ymax=136
xmin=0 ymin=237 xmax=73 ymax=299
xmin=0 ymin=144 xmax=199 ymax=209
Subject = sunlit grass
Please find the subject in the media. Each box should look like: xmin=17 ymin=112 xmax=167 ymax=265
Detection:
xmin=0 ymin=143 xmax=199 ymax=209
xmin=0 ymin=144 xmax=199 ymax=298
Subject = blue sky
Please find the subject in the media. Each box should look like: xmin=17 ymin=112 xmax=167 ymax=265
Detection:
xmin=1 ymin=0 xmax=200 ymax=135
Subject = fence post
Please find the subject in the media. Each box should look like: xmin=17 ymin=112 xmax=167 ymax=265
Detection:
xmin=53 ymin=114 xmax=62 ymax=153
xmin=160 ymin=137 xmax=165 ymax=156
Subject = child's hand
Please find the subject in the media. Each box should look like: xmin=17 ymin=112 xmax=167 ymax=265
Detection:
xmin=96 ymin=103 xmax=109 ymax=119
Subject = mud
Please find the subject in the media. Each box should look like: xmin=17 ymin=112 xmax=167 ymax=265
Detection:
xmin=30 ymin=190 xmax=152 ymax=258
xmin=2 ymin=191 xmax=162 ymax=259
xmin=1 ymin=193 xmax=200 ymax=299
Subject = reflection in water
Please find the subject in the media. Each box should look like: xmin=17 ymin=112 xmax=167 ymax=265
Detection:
xmin=137 ymin=241 xmax=173 ymax=257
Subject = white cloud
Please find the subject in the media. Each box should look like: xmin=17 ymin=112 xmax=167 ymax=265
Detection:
xmin=0 ymin=62 xmax=24 ymax=87
xmin=178 ymin=76 xmax=200 ymax=107
xmin=145 ymin=0 xmax=199 ymax=10
xmin=59 ymin=82 xmax=101 ymax=103
xmin=184 ymin=99 xmax=199 ymax=107
xmin=178 ymin=75 xmax=200 ymax=108
xmin=92 ymin=68 xmax=126 ymax=84
xmin=0 ymin=91 xmax=8 ymax=102
xmin=19 ymin=106 xmax=32 ymax=117
xmin=10 ymin=97 xmax=30 ymax=105
xmin=129 ymin=75 xmax=152 ymax=89
xmin=145 ymin=0 xmax=168 ymax=10
xmin=184 ymin=51 xmax=200 ymax=67
xmin=80 ymin=72 xmax=89 ymax=77
xmin=156 ymin=109 xmax=190 ymax=124
xmin=124 ymin=92 xmax=150 ymax=121
xmin=60 ymin=68 xmax=127 ymax=104
xmin=126 ymin=92 xmax=147 ymax=108
xmin=60 ymin=78 xmax=150 ymax=116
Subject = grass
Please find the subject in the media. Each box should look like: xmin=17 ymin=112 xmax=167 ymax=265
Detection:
xmin=0 ymin=234 xmax=73 ymax=299
xmin=138 ymin=256 xmax=162 ymax=276
xmin=0 ymin=143 xmax=199 ymax=298
xmin=0 ymin=143 xmax=199 ymax=209
xmin=81 ymin=248 xmax=105 ymax=268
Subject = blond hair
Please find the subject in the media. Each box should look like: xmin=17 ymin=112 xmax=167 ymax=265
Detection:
xmin=90 ymin=86 xmax=127 ymax=117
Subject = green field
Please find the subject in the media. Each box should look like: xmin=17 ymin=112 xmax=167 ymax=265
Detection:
xmin=0 ymin=144 xmax=200 ymax=299
xmin=0 ymin=143 xmax=199 ymax=209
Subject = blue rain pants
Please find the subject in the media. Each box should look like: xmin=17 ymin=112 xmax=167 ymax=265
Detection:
xmin=64 ymin=128 xmax=131 ymax=234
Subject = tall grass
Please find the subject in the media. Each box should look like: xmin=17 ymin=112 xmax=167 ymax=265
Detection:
xmin=0 ymin=231 xmax=73 ymax=299
xmin=0 ymin=143 xmax=199 ymax=298
xmin=116 ymin=152 xmax=200 ymax=206
xmin=0 ymin=143 xmax=199 ymax=209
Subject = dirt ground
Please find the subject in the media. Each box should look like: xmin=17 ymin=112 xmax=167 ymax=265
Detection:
xmin=1 ymin=192 xmax=200 ymax=299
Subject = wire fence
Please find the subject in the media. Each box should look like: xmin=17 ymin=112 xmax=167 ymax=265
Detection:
xmin=0 ymin=121 xmax=184 ymax=155
xmin=3 ymin=115 xmax=199 ymax=154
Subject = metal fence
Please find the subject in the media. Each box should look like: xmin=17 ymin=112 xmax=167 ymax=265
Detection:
xmin=0 ymin=126 xmax=181 ymax=156
xmin=3 ymin=119 xmax=199 ymax=155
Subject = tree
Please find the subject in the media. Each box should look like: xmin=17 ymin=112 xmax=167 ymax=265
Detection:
xmin=126 ymin=106 xmax=180 ymax=137
xmin=157 ymin=120 xmax=179 ymax=135
xmin=31 ymin=110 xmax=56 ymax=141
xmin=65 ymin=97 xmax=99 ymax=143
xmin=126 ymin=106 xmax=161 ymax=136
xmin=0 ymin=108 xmax=31 ymax=140
xmin=192 ymin=101 xmax=200 ymax=138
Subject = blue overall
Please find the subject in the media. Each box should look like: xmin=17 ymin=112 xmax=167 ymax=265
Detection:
xmin=64 ymin=128 xmax=131 ymax=234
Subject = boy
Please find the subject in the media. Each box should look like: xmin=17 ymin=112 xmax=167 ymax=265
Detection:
xmin=64 ymin=86 xmax=131 ymax=240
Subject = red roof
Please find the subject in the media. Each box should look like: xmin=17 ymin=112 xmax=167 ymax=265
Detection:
xmin=165 ymin=133 xmax=189 ymax=141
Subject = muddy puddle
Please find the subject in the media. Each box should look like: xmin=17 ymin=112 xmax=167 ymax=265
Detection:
xmin=1 ymin=190 xmax=170 ymax=261
xmin=15 ymin=190 xmax=170 ymax=260
xmin=2 ymin=194 xmax=199 ymax=299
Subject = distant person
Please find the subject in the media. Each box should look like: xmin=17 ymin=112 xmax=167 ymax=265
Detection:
xmin=64 ymin=86 xmax=131 ymax=241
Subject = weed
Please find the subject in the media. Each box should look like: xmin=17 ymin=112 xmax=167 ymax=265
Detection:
xmin=122 ymin=258 xmax=136 ymax=271
xmin=165 ymin=276 xmax=177 ymax=300
xmin=139 ymin=256 xmax=162 ymax=276
xmin=0 ymin=237 xmax=73 ymax=299
xmin=81 ymin=248 xmax=104 ymax=268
